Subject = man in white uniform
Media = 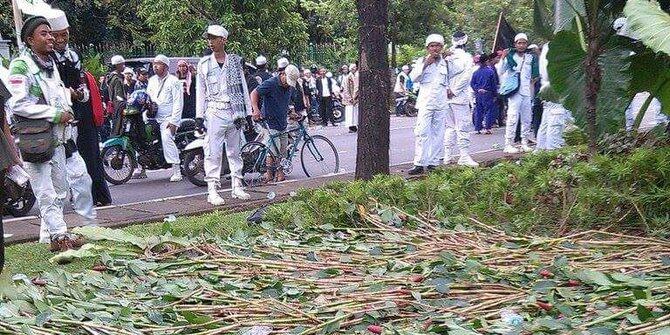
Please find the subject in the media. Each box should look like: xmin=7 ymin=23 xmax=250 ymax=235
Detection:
xmin=408 ymin=34 xmax=449 ymax=175
xmin=147 ymin=54 xmax=184 ymax=182
xmin=196 ymin=25 xmax=252 ymax=205
xmin=443 ymin=32 xmax=478 ymax=167
xmin=497 ymin=33 xmax=540 ymax=153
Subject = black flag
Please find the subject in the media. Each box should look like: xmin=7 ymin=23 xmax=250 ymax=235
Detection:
xmin=492 ymin=12 xmax=517 ymax=52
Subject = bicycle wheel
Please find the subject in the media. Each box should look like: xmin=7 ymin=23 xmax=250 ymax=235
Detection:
xmin=241 ymin=141 xmax=273 ymax=188
xmin=301 ymin=135 xmax=340 ymax=178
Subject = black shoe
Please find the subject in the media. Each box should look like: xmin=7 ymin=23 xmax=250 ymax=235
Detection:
xmin=407 ymin=166 xmax=424 ymax=175
xmin=348 ymin=126 xmax=357 ymax=133
xmin=427 ymin=165 xmax=437 ymax=172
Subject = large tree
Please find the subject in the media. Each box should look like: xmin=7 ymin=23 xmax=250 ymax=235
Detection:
xmin=138 ymin=0 xmax=309 ymax=61
xmin=355 ymin=0 xmax=391 ymax=180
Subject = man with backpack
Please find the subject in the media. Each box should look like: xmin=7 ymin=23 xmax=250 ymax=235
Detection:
xmin=49 ymin=10 xmax=111 ymax=207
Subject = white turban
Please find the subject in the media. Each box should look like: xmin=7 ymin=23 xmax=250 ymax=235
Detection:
xmin=452 ymin=33 xmax=468 ymax=47
xmin=425 ymin=34 xmax=445 ymax=47
xmin=514 ymin=33 xmax=528 ymax=43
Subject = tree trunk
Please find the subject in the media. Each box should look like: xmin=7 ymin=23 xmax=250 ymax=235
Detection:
xmin=584 ymin=25 xmax=601 ymax=155
xmin=355 ymin=0 xmax=391 ymax=180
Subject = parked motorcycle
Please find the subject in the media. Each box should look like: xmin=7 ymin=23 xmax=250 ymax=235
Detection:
xmin=100 ymin=91 xmax=198 ymax=185
xmin=395 ymin=91 xmax=418 ymax=117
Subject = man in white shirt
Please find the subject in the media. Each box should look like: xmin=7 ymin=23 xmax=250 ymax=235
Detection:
xmin=408 ymin=34 xmax=449 ymax=175
xmin=147 ymin=54 xmax=184 ymax=182
xmin=316 ymin=68 xmax=340 ymax=126
xmin=443 ymin=31 xmax=478 ymax=167
xmin=496 ymin=33 xmax=540 ymax=153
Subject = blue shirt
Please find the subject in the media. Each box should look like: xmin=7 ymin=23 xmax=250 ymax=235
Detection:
xmin=256 ymin=76 xmax=292 ymax=131
xmin=470 ymin=65 xmax=498 ymax=93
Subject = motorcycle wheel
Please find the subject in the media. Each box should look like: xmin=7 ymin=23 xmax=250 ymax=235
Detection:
xmin=7 ymin=183 xmax=36 ymax=217
xmin=405 ymin=101 xmax=418 ymax=117
xmin=101 ymin=145 xmax=136 ymax=185
xmin=332 ymin=107 xmax=345 ymax=123
xmin=183 ymin=149 xmax=207 ymax=187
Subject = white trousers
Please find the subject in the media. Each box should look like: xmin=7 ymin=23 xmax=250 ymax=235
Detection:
xmin=345 ymin=104 xmax=359 ymax=128
xmin=159 ymin=119 xmax=181 ymax=165
xmin=25 ymin=145 xmax=68 ymax=240
xmin=444 ymin=103 xmax=473 ymax=156
xmin=39 ymin=151 xmax=97 ymax=243
xmin=536 ymin=102 xmax=571 ymax=151
xmin=203 ymin=114 xmax=244 ymax=184
xmin=506 ymin=94 xmax=533 ymax=141
xmin=413 ymin=108 xmax=447 ymax=167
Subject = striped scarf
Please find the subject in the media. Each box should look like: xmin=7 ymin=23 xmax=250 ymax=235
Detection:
xmin=225 ymin=54 xmax=248 ymax=118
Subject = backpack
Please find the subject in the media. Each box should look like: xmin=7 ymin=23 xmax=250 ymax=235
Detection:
xmin=84 ymin=71 xmax=105 ymax=127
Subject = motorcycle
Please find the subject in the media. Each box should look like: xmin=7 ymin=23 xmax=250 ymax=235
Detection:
xmin=182 ymin=117 xmax=259 ymax=187
xmin=395 ymin=91 xmax=418 ymax=117
xmin=100 ymin=91 xmax=198 ymax=185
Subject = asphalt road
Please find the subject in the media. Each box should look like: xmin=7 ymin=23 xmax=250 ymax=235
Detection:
xmin=5 ymin=116 xmax=506 ymax=219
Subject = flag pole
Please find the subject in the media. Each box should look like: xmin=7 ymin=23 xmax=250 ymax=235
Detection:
xmin=491 ymin=11 xmax=503 ymax=53
xmin=11 ymin=0 xmax=24 ymax=49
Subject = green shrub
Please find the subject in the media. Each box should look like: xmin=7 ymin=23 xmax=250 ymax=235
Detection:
xmin=266 ymin=146 xmax=670 ymax=238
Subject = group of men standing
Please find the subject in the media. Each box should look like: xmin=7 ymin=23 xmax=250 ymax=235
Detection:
xmin=408 ymin=31 xmax=553 ymax=174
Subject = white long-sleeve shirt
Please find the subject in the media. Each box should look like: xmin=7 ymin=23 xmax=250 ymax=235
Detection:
xmin=147 ymin=73 xmax=183 ymax=125
xmin=444 ymin=48 xmax=473 ymax=105
xmin=410 ymin=56 xmax=448 ymax=110
xmin=496 ymin=52 xmax=534 ymax=97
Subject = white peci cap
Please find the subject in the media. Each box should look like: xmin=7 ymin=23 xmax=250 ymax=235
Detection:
xmin=514 ymin=33 xmax=529 ymax=43
xmin=425 ymin=34 xmax=445 ymax=47
xmin=111 ymin=55 xmax=125 ymax=65
xmin=153 ymin=54 xmax=169 ymax=67
xmin=45 ymin=9 xmax=69 ymax=31
xmin=277 ymin=57 xmax=289 ymax=69
xmin=255 ymin=55 xmax=267 ymax=66
xmin=122 ymin=68 xmax=134 ymax=75
xmin=203 ymin=25 xmax=229 ymax=39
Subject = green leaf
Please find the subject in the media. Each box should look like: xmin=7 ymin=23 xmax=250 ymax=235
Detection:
xmin=627 ymin=51 xmax=670 ymax=116
xmin=179 ymin=311 xmax=213 ymax=324
xmin=73 ymin=226 xmax=147 ymax=249
xmin=576 ymin=269 xmax=612 ymax=286
xmin=637 ymin=304 xmax=654 ymax=322
xmin=547 ymin=30 xmax=632 ymax=134
xmin=625 ymin=0 xmax=670 ymax=55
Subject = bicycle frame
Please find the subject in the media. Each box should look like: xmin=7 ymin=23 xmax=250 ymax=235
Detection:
xmin=254 ymin=117 xmax=326 ymax=170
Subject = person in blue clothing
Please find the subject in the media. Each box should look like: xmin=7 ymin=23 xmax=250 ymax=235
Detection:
xmin=250 ymin=64 xmax=300 ymax=182
xmin=470 ymin=53 xmax=499 ymax=134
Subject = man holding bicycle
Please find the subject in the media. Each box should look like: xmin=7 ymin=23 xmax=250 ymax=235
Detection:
xmin=250 ymin=64 xmax=300 ymax=182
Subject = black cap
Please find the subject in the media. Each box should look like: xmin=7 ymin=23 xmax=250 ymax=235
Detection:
xmin=21 ymin=16 xmax=51 ymax=44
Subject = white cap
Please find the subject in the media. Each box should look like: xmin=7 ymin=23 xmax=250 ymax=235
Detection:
xmin=284 ymin=65 xmax=300 ymax=87
xmin=326 ymin=72 xmax=333 ymax=78
xmin=46 ymin=9 xmax=69 ymax=31
xmin=111 ymin=55 xmax=125 ymax=65
xmin=153 ymin=54 xmax=169 ymax=67
xmin=425 ymin=34 xmax=445 ymax=47
xmin=255 ymin=55 xmax=267 ymax=66
xmin=203 ymin=25 xmax=229 ymax=39
xmin=277 ymin=57 xmax=289 ymax=69
xmin=122 ymin=68 xmax=134 ymax=75
xmin=402 ymin=65 xmax=410 ymax=71
xmin=514 ymin=33 xmax=529 ymax=43
xmin=303 ymin=69 xmax=311 ymax=75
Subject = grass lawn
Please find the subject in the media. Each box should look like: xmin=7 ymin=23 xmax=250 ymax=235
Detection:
xmin=1 ymin=211 xmax=252 ymax=278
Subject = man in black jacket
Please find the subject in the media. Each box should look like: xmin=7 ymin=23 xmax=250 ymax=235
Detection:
xmin=315 ymin=68 xmax=339 ymax=126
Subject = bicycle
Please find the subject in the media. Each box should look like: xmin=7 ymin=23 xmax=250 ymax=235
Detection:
xmin=241 ymin=115 xmax=340 ymax=187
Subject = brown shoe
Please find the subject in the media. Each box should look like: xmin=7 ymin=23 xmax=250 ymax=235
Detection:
xmin=49 ymin=234 xmax=86 ymax=253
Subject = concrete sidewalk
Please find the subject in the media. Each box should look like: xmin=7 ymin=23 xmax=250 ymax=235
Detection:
xmin=4 ymin=149 xmax=521 ymax=245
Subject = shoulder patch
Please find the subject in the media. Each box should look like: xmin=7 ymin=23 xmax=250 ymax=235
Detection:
xmin=9 ymin=60 xmax=28 ymax=76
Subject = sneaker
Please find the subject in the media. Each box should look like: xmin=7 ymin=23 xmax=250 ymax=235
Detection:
xmin=443 ymin=155 xmax=455 ymax=165
xmin=503 ymin=145 xmax=520 ymax=154
xmin=426 ymin=165 xmax=437 ymax=172
xmin=520 ymin=144 xmax=533 ymax=152
xmin=484 ymin=129 xmax=492 ymax=134
xmin=132 ymin=170 xmax=147 ymax=179
xmin=207 ymin=193 xmax=225 ymax=206
xmin=457 ymin=155 xmax=480 ymax=167
xmin=169 ymin=172 xmax=183 ymax=182
xmin=407 ymin=166 xmax=424 ymax=175
xmin=231 ymin=188 xmax=251 ymax=200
